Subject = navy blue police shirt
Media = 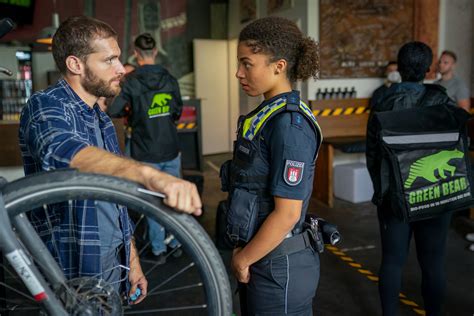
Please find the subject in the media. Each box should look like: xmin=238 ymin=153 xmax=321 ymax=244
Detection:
xmin=259 ymin=92 xmax=319 ymax=206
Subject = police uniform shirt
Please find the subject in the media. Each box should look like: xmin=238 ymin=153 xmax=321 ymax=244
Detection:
xmin=259 ymin=92 xmax=319 ymax=205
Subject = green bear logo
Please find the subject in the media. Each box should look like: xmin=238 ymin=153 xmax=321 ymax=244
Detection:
xmin=148 ymin=93 xmax=172 ymax=118
xmin=404 ymin=149 xmax=464 ymax=189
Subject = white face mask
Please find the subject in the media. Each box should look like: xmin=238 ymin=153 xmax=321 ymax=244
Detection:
xmin=387 ymin=71 xmax=401 ymax=83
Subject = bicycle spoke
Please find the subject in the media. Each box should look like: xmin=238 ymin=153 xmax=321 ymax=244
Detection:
xmin=0 ymin=263 xmax=20 ymax=281
xmin=124 ymin=304 xmax=207 ymax=314
xmin=138 ymin=240 xmax=152 ymax=257
xmin=147 ymin=282 xmax=203 ymax=296
xmin=143 ymin=246 xmax=183 ymax=277
xmin=0 ymin=282 xmax=36 ymax=302
xmin=147 ymin=262 xmax=195 ymax=295
xmin=0 ymin=305 xmax=41 ymax=312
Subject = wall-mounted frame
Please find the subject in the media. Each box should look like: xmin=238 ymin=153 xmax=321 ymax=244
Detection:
xmin=319 ymin=0 xmax=414 ymax=78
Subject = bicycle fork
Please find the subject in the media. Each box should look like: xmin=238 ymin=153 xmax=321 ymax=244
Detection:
xmin=0 ymin=194 xmax=67 ymax=316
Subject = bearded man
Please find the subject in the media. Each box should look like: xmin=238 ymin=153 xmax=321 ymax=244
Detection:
xmin=18 ymin=16 xmax=202 ymax=304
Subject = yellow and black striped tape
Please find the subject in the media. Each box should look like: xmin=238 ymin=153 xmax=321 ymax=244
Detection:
xmin=312 ymin=106 xmax=370 ymax=117
xmin=325 ymin=245 xmax=426 ymax=315
xmin=177 ymin=122 xmax=196 ymax=130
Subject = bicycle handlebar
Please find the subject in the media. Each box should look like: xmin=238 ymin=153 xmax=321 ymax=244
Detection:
xmin=0 ymin=18 xmax=14 ymax=39
xmin=0 ymin=18 xmax=15 ymax=76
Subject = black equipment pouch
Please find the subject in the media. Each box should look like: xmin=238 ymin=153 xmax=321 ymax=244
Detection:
xmin=219 ymin=160 xmax=232 ymax=192
xmin=375 ymin=105 xmax=474 ymax=222
xmin=226 ymin=188 xmax=259 ymax=246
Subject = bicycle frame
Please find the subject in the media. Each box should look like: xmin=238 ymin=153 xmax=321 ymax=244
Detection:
xmin=0 ymin=194 xmax=67 ymax=315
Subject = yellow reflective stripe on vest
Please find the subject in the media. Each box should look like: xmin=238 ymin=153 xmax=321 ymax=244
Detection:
xmin=242 ymin=97 xmax=287 ymax=140
xmin=299 ymin=101 xmax=323 ymax=142
xmin=242 ymin=98 xmax=323 ymax=144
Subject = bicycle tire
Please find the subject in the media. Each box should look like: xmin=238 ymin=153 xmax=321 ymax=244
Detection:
xmin=1 ymin=169 xmax=232 ymax=316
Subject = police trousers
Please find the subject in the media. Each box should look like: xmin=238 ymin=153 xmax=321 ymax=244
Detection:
xmin=239 ymin=247 xmax=320 ymax=315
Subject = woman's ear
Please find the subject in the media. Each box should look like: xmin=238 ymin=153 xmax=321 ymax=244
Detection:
xmin=65 ymin=56 xmax=83 ymax=75
xmin=274 ymin=59 xmax=287 ymax=75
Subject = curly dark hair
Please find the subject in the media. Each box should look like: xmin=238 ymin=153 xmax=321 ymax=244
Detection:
xmin=397 ymin=41 xmax=433 ymax=82
xmin=239 ymin=16 xmax=319 ymax=82
xmin=52 ymin=16 xmax=117 ymax=74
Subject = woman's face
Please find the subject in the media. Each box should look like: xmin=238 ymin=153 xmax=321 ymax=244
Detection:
xmin=236 ymin=42 xmax=281 ymax=98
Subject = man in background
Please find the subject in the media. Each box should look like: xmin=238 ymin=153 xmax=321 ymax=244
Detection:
xmin=109 ymin=33 xmax=183 ymax=263
xmin=436 ymin=50 xmax=471 ymax=112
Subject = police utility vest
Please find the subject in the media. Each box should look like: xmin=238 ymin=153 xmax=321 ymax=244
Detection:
xmin=220 ymin=93 xmax=322 ymax=246
xmin=373 ymin=98 xmax=473 ymax=222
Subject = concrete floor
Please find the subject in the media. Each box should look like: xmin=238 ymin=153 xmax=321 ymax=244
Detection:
xmin=199 ymin=153 xmax=474 ymax=316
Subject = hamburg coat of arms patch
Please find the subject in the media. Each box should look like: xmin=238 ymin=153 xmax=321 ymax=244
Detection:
xmin=283 ymin=160 xmax=304 ymax=186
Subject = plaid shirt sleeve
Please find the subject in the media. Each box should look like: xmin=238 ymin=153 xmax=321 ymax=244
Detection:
xmin=22 ymin=93 xmax=91 ymax=170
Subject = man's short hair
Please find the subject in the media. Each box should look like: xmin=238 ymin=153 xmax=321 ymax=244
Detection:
xmin=397 ymin=41 xmax=433 ymax=82
xmin=441 ymin=50 xmax=457 ymax=62
xmin=52 ymin=16 xmax=117 ymax=74
xmin=134 ymin=33 xmax=156 ymax=58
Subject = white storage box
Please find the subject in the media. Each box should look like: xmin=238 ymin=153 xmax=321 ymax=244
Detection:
xmin=333 ymin=163 xmax=374 ymax=203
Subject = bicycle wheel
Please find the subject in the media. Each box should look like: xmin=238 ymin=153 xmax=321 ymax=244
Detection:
xmin=0 ymin=169 xmax=232 ymax=315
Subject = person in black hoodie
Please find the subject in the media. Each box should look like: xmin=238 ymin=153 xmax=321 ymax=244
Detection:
xmin=366 ymin=42 xmax=458 ymax=316
xmin=110 ymin=33 xmax=183 ymax=263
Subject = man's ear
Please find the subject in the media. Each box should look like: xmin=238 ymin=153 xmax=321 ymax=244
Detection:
xmin=65 ymin=56 xmax=84 ymax=75
xmin=274 ymin=59 xmax=287 ymax=75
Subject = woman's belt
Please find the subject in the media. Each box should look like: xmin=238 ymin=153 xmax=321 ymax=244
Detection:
xmin=259 ymin=230 xmax=313 ymax=262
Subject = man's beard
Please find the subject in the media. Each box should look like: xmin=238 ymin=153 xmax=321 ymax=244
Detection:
xmin=82 ymin=66 xmax=121 ymax=98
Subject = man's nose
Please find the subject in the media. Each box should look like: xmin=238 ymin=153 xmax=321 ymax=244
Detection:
xmin=116 ymin=62 xmax=126 ymax=75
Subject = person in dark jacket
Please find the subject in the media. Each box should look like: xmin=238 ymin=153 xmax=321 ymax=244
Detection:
xmin=370 ymin=61 xmax=400 ymax=108
xmin=366 ymin=42 xmax=457 ymax=316
xmin=109 ymin=33 xmax=183 ymax=262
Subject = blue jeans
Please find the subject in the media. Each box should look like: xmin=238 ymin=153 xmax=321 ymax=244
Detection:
xmin=147 ymin=154 xmax=181 ymax=255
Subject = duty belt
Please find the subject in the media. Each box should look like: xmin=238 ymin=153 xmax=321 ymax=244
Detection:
xmin=259 ymin=230 xmax=313 ymax=262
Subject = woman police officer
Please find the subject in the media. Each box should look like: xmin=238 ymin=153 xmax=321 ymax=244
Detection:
xmin=220 ymin=17 xmax=322 ymax=315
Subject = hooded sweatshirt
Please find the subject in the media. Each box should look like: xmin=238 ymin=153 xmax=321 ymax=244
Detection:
xmin=110 ymin=64 xmax=183 ymax=163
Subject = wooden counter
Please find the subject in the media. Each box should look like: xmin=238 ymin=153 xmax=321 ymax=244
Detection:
xmin=0 ymin=119 xmax=125 ymax=167
xmin=310 ymin=98 xmax=370 ymax=207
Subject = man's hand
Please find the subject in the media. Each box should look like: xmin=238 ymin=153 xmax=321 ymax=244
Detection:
xmin=231 ymin=248 xmax=250 ymax=283
xmin=143 ymin=167 xmax=202 ymax=216
xmin=129 ymin=242 xmax=148 ymax=304
xmin=71 ymin=147 xmax=202 ymax=215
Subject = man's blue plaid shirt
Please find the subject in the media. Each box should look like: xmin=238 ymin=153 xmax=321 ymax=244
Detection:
xmin=19 ymin=79 xmax=133 ymax=279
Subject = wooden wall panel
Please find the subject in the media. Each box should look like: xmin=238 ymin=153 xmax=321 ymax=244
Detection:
xmin=414 ymin=0 xmax=440 ymax=80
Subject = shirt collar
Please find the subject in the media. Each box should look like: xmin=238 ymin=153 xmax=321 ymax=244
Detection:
xmin=58 ymin=78 xmax=96 ymax=115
